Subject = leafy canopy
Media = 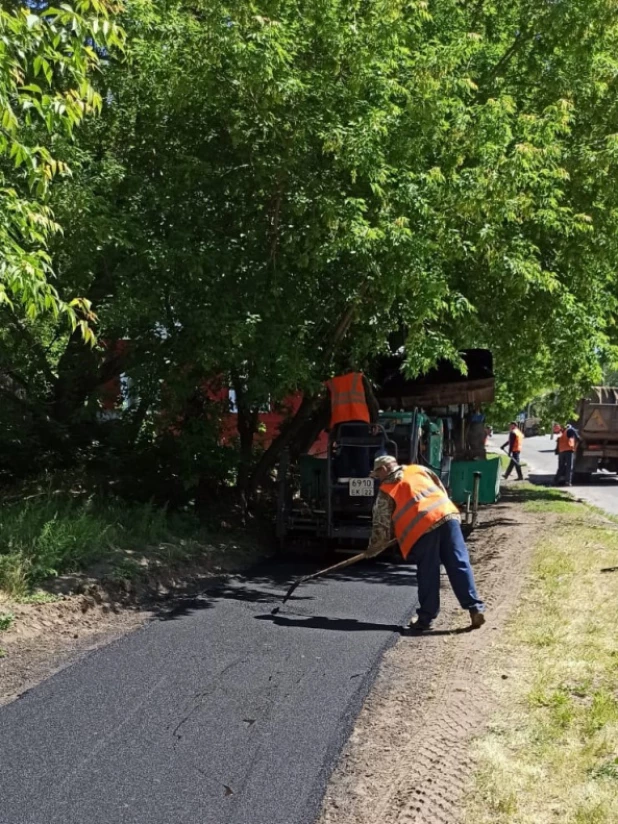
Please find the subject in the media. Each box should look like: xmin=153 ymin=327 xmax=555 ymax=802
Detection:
xmin=0 ymin=0 xmax=124 ymax=335
xmin=4 ymin=0 xmax=618 ymax=488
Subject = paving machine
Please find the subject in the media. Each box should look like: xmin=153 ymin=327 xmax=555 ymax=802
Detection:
xmin=275 ymin=349 xmax=496 ymax=551
xmin=276 ymin=410 xmax=453 ymax=549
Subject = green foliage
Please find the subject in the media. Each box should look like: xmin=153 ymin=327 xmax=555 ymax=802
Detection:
xmin=0 ymin=492 xmax=205 ymax=596
xmin=0 ymin=0 xmax=124 ymax=328
xmin=16 ymin=590 xmax=60 ymax=605
xmin=0 ymin=612 xmax=15 ymax=631
xmin=4 ymin=0 xmax=618 ymax=491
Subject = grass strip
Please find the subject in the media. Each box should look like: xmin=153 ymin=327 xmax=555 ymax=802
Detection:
xmin=0 ymin=492 xmax=246 ymax=598
xmin=465 ymin=491 xmax=618 ymax=824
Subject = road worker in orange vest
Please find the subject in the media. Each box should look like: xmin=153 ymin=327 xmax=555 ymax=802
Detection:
xmin=554 ymin=424 xmax=580 ymax=486
xmin=324 ymin=371 xmax=379 ymax=430
xmin=500 ymin=421 xmax=524 ymax=481
xmin=293 ymin=372 xmax=380 ymax=465
xmin=365 ymin=455 xmax=486 ymax=631
xmin=324 ymin=372 xmax=382 ymax=478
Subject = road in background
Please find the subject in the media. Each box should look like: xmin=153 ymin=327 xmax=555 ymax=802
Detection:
xmin=0 ymin=559 xmax=418 ymax=824
xmin=494 ymin=434 xmax=618 ymax=517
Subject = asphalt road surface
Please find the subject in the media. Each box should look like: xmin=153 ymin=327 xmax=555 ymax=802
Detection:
xmin=0 ymin=559 xmax=418 ymax=824
xmin=502 ymin=434 xmax=618 ymax=517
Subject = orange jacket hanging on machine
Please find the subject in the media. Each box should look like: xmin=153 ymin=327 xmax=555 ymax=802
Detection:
xmin=325 ymin=372 xmax=370 ymax=428
xmin=380 ymin=465 xmax=459 ymax=560
xmin=558 ymin=430 xmax=576 ymax=453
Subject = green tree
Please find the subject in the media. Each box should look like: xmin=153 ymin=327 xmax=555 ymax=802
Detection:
xmin=0 ymin=0 xmax=124 ymax=329
xmin=5 ymin=0 xmax=618 ymax=497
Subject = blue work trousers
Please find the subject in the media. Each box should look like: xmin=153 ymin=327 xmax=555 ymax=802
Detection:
xmin=407 ymin=519 xmax=485 ymax=623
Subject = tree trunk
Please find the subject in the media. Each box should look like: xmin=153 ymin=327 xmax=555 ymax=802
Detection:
xmin=246 ymin=394 xmax=321 ymax=498
xmin=51 ymin=329 xmax=100 ymax=425
xmin=50 ymin=265 xmax=120 ymax=428
xmin=245 ymin=288 xmax=366 ymax=498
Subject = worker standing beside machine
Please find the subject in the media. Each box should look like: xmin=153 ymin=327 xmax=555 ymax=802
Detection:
xmin=554 ymin=423 xmax=580 ymax=486
xmin=324 ymin=371 xmax=384 ymax=478
xmin=324 ymin=371 xmax=379 ymax=429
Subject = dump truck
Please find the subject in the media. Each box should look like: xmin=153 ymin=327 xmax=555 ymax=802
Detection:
xmin=574 ymin=387 xmax=618 ymax=480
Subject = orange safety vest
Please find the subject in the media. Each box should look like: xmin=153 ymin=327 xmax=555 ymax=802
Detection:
xmin=380 ymin=465 xmax=459 ymax=561
xmin=325 ymin=372 xmax=370 ymax=428
xmin=558 ymin=430 xmax=576 ymax=453
xmin=511 ymin=428 xmax=524 ymax=453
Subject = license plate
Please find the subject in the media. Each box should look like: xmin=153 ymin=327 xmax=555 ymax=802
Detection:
xmin=349 ymin=478 xmax=374 ymax=496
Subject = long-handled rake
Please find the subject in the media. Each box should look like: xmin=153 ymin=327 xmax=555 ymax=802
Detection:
xmin=271 ymin=538 xmax=398 ymax=615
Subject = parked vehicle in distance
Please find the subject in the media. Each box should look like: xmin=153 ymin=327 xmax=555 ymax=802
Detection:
xmin=573 ymin=387 xmax=618 ymax=480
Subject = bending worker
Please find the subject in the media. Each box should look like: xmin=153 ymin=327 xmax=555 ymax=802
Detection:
xmin=555 ymin=423 xmax=580 ymax=486
xmin=365 ymin=455 xmax=486 ymax=632
xmin=501 ymin=421 xmax=524 ymax=481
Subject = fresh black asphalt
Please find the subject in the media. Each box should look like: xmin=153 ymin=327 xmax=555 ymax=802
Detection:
xmin=0 ymin=559 xmax=418 ymax=824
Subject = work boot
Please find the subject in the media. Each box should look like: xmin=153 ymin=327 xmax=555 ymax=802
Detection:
xmin=408 ymin=617 xmax=434 ymax=632
xmin=469 ymin=609 xmax=486 ymax=629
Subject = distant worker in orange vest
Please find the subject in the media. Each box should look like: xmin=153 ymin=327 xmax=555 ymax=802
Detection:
xmin=501 ymin=421 xmax=524 ymax=481
xmin=324 ymin=371 xmax=379 ymax=430
xmin=365 ymin=456 xmax=485 ymax=631
xmin=554 ymin=424 xmax=580 ymax=486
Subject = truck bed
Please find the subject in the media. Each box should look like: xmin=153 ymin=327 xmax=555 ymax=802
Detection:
xmin=578 ymin=387 xmax=618 ymax=442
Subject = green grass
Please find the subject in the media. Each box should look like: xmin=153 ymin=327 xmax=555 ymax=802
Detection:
xmin=0 ymin=493 xmax=215 ymax=598
xmin=511 ymin=482 xmax=618 ymax=521
xmin=15 ymin=590 xmax=61 ymax=605
xmin=466 ymin=493 xmax=618 ymax=824
xmin=524 ymin=498 xmax=582 ymax=514
xmin=487 ymin=452 xmax=527 ymax=471
xmin=0 ymin=611 xmax=15 ymax=631
xmin=513 ymin=483 xmax=569 ymax=501
xmin=507 ymin=482 xmax=581 ymax=514
xmin=486 ymin=453 xmax=510 ymax=471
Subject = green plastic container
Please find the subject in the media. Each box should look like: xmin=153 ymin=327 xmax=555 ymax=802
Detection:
xmin=449 ymin=458 xmax=501 ymax=505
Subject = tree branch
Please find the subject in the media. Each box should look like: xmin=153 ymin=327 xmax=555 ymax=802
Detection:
xmin=486 ymin=28 xmax=531 ymax=84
